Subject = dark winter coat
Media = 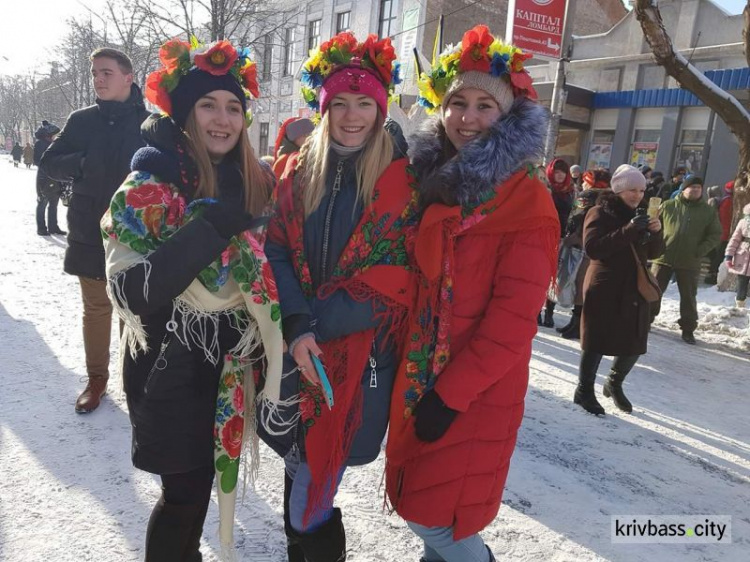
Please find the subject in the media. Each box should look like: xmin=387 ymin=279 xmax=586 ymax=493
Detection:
xmin=262 ymin=148 xmax=400 ymax=467
xmin=563 ymin=204 xmax=593 ymax=306
xmin=652 ymin=195 xmax=722 ymax=271
xmin=389 ymin=98 xmax=555 ymax=539
xmin=112 ymin=116 xmax=248 ymax=475
xmin=40 ymin=84 xmax=149 ymax=279
xmin=581 ymin=192 xmax=665 ymax=356
xmin=10 ymin=144 xmax=22 ymax=161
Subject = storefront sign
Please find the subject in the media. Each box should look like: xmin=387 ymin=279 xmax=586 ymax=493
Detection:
xmin=506 ymin=0 xmax=567 ymax=59
xmin=630 ymin=142 xmax=659 ymax=169
xmin=587 ymin=142 xmax=612 ymax=170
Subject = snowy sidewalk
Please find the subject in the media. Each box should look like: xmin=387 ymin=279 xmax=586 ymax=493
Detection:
xmin=0 ymin=162 xmax=748 ymax=561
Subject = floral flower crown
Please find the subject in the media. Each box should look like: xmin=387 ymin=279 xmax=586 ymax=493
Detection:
xmin=145 ymin=37 xmax=259 ymax=125
xmin=417 ymin=25 xmax=537 ymax=114
xmin=300 ymin=32 xmax=401 ymax=117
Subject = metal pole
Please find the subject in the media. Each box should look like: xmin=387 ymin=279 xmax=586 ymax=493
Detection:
xmin=544 ymin=0 xmax=577 ymax=164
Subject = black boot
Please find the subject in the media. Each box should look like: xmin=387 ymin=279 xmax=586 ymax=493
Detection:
xmin=573 ymin=351 xmax=605 ymax=416
xmin=556 ymin=305 xmax=582 ymax=333
xmin=541 ymin=300 xmax=555 ymax=328
xmin=560 ymin=316 xmax=580 ymax=340
xmin=295 ymin=508 xmax=346 ymax=562
xmin=603 ymin=370 xmax=633 ymax=413
xmin=284 ymin=474 xmax=305 ymax=562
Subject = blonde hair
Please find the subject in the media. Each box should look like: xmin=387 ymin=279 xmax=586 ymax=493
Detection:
xmin=183 ymin=111 xmax=272 ymax=216
xmin=298 ymin=110 xmax=394 ymax=217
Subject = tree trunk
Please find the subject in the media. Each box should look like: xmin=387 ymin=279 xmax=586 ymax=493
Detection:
xmin=635 ymin=0 xmax=750 ymax=229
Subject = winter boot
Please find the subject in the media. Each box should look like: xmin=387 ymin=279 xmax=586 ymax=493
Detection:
xmin=75 ymin=375 xmax=108 ymax=413
xmin=295 ymin=508 xmax=346 ymax=562
xmin=736 ymin=299 xmax=746 ymax=309
xmin=573 ymin=356 xmax=605 ymax=416
xmin=560 ymin=317 xmax=581 ymax=340
xmin=49 ymin=226 xmax=67 ymax=235
xmin=284 ymin=474 xmax=305 ymax=562
xmin=602 ymin=371 xmax=633 ymax=413
xmin=541 ymin=300 xmax=555 ymax=328
xmin=556 ymin=305 xmax=581 ymax=333
xmin=681 ymin=330 xmax=696 ymax=345
xmin=37 ymin=227 xmax=49 ymax=236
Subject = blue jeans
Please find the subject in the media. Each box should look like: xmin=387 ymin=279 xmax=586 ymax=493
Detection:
xmin=407 ymin=521 xmax=491 ymax=562
xmin=284 ymin=453 xmax=346 ymax=533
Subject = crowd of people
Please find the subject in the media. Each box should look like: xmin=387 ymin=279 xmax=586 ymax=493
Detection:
xmin=12 ymin=21 xmax=743 ymax=562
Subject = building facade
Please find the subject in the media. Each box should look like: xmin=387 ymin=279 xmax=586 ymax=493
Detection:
xmin=529 ymin=0 xmax=748 ymax=186
xmin=248 ymin=0 xmax=625 ymax=157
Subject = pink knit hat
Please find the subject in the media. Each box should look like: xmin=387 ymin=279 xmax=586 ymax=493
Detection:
xmin=319 ymin=65 xmax=388 ymax=117
xmin=611 ymin=164 xmax=647 ymax=194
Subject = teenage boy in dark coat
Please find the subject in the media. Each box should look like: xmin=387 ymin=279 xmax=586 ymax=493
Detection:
xmin=40 ymin=48 xmax=150 ymax=413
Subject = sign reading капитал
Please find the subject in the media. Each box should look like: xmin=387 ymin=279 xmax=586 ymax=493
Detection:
xmin=506 ymin=0 xmax=567 ymax=59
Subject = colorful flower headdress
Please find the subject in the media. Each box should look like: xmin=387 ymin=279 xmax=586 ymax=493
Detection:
xmin=417 ymin=25 xmax=537 ymax=114
xmin=145 ymin=37 xmax=260 ymax=125
xmin=300 ymin=32 xmax=401 ymax=118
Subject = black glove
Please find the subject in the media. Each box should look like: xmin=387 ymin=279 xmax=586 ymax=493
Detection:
xmin=202 ymin=201 xmax=268 ymax=239
xmin=628 ymin=214 xmax=650 ymax=232
xmin=414 ymin=390 xmax=459 ymax=443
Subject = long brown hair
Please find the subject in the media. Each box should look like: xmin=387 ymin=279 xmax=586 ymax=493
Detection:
xmin=297 ymin=110 xmax=394 ymax=217
xmin=183 ymin=111 xmax=272 ymax=216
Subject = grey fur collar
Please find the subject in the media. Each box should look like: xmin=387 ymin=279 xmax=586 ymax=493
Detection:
xmin=408 ymin=97 xmax=549 ymax=208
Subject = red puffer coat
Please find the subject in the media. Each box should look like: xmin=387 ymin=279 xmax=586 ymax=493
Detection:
xmin=386 ymin=100 xmax=558 ymax=540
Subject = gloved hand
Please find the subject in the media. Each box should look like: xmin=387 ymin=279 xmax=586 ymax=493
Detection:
xmin=628 ymin=214 xmax=650 ymax=232
xmin=202 ymin=201 xmax=268 ymax=239
xmin=414 ymin=390 xmax=459 ymax=443
xmin=725 ymin=255 xmax=734 ymax=267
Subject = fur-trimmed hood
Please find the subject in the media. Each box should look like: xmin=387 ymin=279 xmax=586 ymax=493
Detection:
xmin=408 ymin=97 xmax=549 ymax=208
xmin=597 ymin=190 xmax=637 ymax=224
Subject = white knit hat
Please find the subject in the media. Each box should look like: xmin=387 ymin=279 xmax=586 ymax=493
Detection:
xmin=611 ymin=164 xmax=647 ymax=194
xmin=441 ymin=71 xmax=515 ymax=114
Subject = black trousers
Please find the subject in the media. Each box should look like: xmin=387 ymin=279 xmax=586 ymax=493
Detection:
xmin=652 ymin=264 xmax=699 ymax=332
xmin=145 ymin=466 xmax=214 ymax=562
xmin=737 ymin=275 xmax=750 ymax=301
xmin=36 ymin=192 xmax=60 ymax=230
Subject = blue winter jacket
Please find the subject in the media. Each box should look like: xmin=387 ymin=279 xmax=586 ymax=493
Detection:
xmin=262 ymin=149 xmax=398 ymax=466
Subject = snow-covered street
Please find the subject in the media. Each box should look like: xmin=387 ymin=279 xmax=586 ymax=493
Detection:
xmin=0 ymin=161 xmax=748 ymax=562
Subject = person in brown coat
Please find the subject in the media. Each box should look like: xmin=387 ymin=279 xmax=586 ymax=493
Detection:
xmin=574 ymin=165 xmax=664 ymax=415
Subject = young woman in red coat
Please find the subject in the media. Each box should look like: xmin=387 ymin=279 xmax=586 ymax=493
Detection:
xmin=385 ymin=26 xmax=559 ymax=562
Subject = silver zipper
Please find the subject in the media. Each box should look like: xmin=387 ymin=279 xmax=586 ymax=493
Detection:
xmin=144 ymin=334 xmax=170 ymax=394
xmin=320 ymin=160 xmax=345 ymax=281
xmin=369 ymin=339 xmax=377 ymax=388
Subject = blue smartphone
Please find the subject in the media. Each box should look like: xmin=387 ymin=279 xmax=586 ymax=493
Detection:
xmin=310 ymin=352 xmax=334 ymax=409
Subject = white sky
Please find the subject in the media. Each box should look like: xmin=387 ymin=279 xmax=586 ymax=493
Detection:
xmin=0 ymin=0 xmax=747 ymax=77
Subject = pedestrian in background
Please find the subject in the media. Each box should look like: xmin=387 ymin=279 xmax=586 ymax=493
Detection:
xmin=651 ymin=176 xmax=721 ymax=344
xmin=40 ymin=48 xmax=150 ymax=413
xmin=11 ymin=142 xmax=22 ymax=167
xmin=33 ymin=120 xmax=64 ymax=236
xmin=22 ymin=142 xmax=33 ymax=168
xmin=725 ymin=203 xmax=750 ymax=308
xmin=574 ymin=165 xmax=664 ymax=415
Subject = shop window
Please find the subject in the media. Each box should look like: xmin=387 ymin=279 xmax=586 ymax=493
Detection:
xmin=674 ymin=129 xmax=707 ymax=175
xmin=630 ymin=129 xmax=660 ymax=169
xmin=587 ymin=130 xmax=615 ymax=170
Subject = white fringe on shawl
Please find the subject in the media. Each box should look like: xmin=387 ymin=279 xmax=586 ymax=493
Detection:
xmin=105 ymin=237 xmax=296 ymax=560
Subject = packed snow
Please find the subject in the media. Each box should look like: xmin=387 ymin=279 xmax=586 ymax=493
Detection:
xmin=0 ymin=161 xmax=748 ymax=561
